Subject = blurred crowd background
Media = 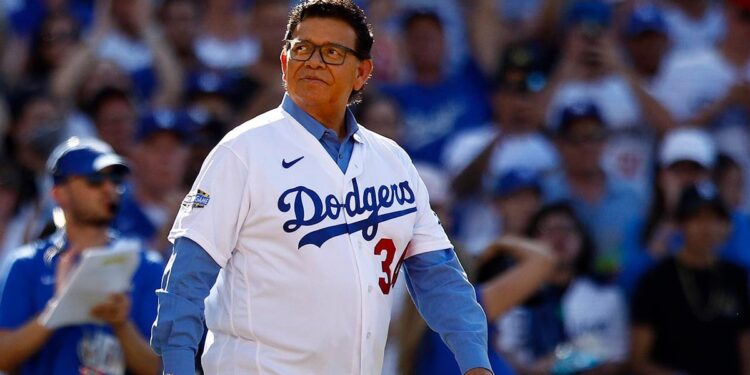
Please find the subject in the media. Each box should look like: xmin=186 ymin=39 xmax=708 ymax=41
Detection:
xmin=0 ymin=0 xmax=749 ymax=374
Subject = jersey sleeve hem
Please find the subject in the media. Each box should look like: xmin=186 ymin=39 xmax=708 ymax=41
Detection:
xmin=168 ymin=229 xmax=230 ymax=268
xmin=405 ymin=240 xmax=454 ymax=259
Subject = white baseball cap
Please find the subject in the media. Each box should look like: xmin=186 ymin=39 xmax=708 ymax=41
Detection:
xmin=659 ymin=128 xmax=716 ymax=169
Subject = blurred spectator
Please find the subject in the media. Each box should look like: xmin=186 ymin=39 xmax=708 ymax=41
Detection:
xmin=619 ymin=128 xmax=750 ymax=295
xmin=652 ymin=0 xmax=750 ymax=129
xmin=622 ymin=3 xmax=671 ymax=86
xmin=2 ymin=11 xmax=82 ymax=89
xmin=444 ymin=42 xmax=557 ymax=200
xmin=455 ymin=169 xmax=545 ymax=257
xmin=235 ymin=0 xmax=289 ymax=121
xmin=0 ymin=137 xmax=163 ymax=375
xmin=158 ymin=0 xmax=202 ymax=74
xmin=396 ymin=235 xmax=555 ymax=375
xmin=359 ymin=0 xmax=403 ymax=83
xmin=378 ymin=9 xmax=491 ymax=166
xmin=96 ymin=0 xmax=182 ymax=103
xmin=544 ymin=101 xmax=644 ymax=274
xmin=196 ymin=0 xmax=257 ymax=70
xmin=50 ymin=0 xmax=182 ymax=107
xmin=498 ymin=203 xmax=627 ymax=375
xmin=629 ymin=183 xmax=750 ymax=375
xmin=353 ymin=93 xmax=404 ymax=142
xmin=652 ymin=0 xmax=750 ymax=209
xmin=87 ymin=87 xmax=137 ymax=158
xmin=113 ymin=109 xmax=191 ymax=253
xmin=184 ymin=70 xmax=241 ymax=130
xmin=715 ymin=153 xmax=746 ymax=211
xmin=3 ymin=90 xmax=70 ymax=252
xmin=662 ymin=0 xmax=726 ymax=52
xmin=543 ymin=0 xmax=674 ymax=195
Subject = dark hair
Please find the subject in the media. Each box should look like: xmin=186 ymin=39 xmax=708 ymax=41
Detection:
xmin=525 ymin=202 xmax=596 ymax=277
xmin=284 ymin=0 xmax=373 ymax=58
xmin=401 ymin=9 xmax=443 ymax=32
xmin=158 ymin=0 xmax=202 ymax=21
xmin=85 ymin=87 xmax=134 ymax=118
xmin=27 ymin=11 xmax=80 ymax=80
xmin=714 ymin=153 xmax=742 ymax=183
xmin=283 ymin=0 xmax=373 ymax=103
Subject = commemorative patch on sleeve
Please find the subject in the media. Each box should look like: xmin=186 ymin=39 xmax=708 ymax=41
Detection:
xmin=181 ymin=189 xmax=210 ymax=211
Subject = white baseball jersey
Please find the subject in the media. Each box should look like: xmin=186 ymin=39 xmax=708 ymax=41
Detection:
xmin=169 ymin=106 xmax=452 ymax=375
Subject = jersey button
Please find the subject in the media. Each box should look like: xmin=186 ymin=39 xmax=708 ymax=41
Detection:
xmin=366 ymin=332 xmax=371 ymax=339
xmin=368 ymin=285 xmax=373 ymax=293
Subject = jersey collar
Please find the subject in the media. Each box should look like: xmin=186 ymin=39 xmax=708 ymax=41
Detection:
xmin=280 ymin=94 xmax=363 ymax=144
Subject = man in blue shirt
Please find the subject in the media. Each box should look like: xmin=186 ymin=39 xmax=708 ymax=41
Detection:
xmin=0 ymin=137 xmax=163 ymax=374
xmin=150 ymin=1 xmax=492 ymax=375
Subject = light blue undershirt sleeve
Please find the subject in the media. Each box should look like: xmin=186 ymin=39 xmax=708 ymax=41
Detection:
xmin=404 ymin=248 xmax=492 ymax=374
xmin=150 ymin=237 xmax=221 ymax=375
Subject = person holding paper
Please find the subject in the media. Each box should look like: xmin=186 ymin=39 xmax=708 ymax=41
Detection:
xmin=0 ymin=137 xmax=164 ymax=375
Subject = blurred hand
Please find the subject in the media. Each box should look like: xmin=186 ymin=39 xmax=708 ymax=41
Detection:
xmin=90 ymin=293 xmax=131 ymax=328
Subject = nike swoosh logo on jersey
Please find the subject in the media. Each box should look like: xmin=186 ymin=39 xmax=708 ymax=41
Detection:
xmin=282 ymin=156 xmax=304 ymax=169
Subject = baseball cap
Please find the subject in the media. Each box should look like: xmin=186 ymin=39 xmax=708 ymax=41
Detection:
xmin=493 ymin=169 xmax=542 ymax=198
xmin=554 ymin=101 xmax=605 ymax=135
xmin=493 ymin=42 xmax=548 ymax=93
xmin=676 ymin=182 xmax=731 ymax=222
xmin=137 ymin=109 xmax=195 ymax=143
xmin=47 ymin=137 xmax=129 ymax=185
xmin=659 ymin=128 xmax=716 ymax=169
xmin=565 ymin=0 xmax=613 ymax=28
xmin=625 ymin=3 xmax=667 ymax=37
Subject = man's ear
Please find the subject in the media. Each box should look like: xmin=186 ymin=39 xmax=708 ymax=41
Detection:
xmin=51 ymin=185 xmax=66 ymax=209
xmin=353 ymin=59 xmax=374 ymax=91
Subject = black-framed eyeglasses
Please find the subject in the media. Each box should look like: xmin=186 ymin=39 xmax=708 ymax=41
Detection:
xmin=80 ymin=171 xmax=126 ymax=187
xmin=285 ymin=39 xmax=365 ymax=65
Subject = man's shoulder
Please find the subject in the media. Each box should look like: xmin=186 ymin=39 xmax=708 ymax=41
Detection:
xmin=357 ymin=126 xmax=414 ymax=166
xmin=220 ymin=107 xmax=289 ymax=147
xmin=2 ymin=241 xmax=47 ymax=274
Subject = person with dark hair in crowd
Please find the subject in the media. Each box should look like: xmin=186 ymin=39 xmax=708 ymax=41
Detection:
xmin=158 ymin=0 xmax=203 ymax=75
xmin=2 ymin=89 xmax=70 ymax=253
xmin=442 ymin=43 xmax=557 ymax=256
xmin=151 ymin=1 xmax=493 ymax=374
xmin=0 ymin=137 xmax=163 ymax=375
xmin=113 ymin=109 xmax=192 ymax=253
xmin=378 ymin=9 xmax=491 ymax=167
xmin=715 ymin=153 xmax=746 ymax=211
xmin=87 ymin=86 xmax=138 ymax=158
xmin=544 ymin=101 xmax=643 ymax=275
xmin=499 ymin=203 xmax=628 ymax=375
xmin=18 ymin=11 xmax=82 ymax=89
xmin=629 ymin=182 xmax=750 ymax=375
xmin=621 ymin=3 xmax=671 ymax=88
xmin=619 ymin=129 xmax=750 ymax=295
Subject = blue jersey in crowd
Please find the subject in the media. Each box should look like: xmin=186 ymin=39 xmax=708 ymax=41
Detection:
xmin=0 ymin=231 xmax=164 ymax=375
xmin=378 ymin=60 xmax=491 ymax=166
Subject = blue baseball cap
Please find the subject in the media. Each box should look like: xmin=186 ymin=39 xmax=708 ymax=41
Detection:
xmin=493 ymin=169 xmax=542 ymax=198
xmin=565 ymin=0 xmax=612 ymax=28
xmin=137 ymin=109 xmax=195 ymax=143
xmin=47 ymin=137 xmax=129 ymax=185
xmin=625 ymin=4 xmax=667 ymax=37
xmin=555 ymin=101 xmax=605 ymax=134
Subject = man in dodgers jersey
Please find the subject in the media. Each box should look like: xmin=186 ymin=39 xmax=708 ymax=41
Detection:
xmin=150 ymin=1 xmax=493 ymax=374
